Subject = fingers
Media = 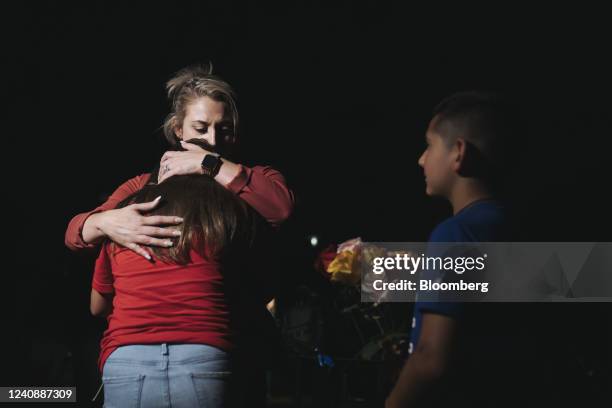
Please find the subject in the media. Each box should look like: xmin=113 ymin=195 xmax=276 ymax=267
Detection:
xmin=133 ymin=235 xmax=175 ymax=248
xmin=126 ymin=243 xmax=153 ymax=261
xmin=141 ymin=215 xmax=184 ymax=226
xmin=138 ymin=225 xmax=182 ymax=238
xmin=179 ymin=140 xmax=204 ymax=151
xmin=158 ymin=151 xmax=206 ymax=183
xmin=158 ymin=159 xmax=176 ymax=183
xmin=158 ymin=167 xmax=182 ymax=184
xmin=161 ymin=151 xmax=179 ymax=163
xmin=131 ymin=196 xmax=162 ymax=211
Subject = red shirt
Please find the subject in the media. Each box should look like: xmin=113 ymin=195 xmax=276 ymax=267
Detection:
xmin=93 ymin=242 xmax=234 ymax=372
xmin=66 ymin=165 xmax=294 ymax=372
xmin=65 ymin=165 xmax=294 ymax=251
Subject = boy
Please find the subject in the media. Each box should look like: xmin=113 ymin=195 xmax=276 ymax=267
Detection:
xmin=386 ymin=91 xmax=513 ymax=408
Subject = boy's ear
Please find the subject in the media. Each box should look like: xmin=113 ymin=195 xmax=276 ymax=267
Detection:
xmin=452 ymin=138 xmax=468 ymax=172
xmin=456 ymin=139 xmax=489 ymax=178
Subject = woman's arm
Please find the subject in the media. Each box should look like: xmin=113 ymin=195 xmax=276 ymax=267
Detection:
xmin=223 ymin=163 xmax=295 ymax=226
xmin=65 ymin=173 xmax=184 ymax=259
xmin=159 ymin=142 xmax=295 ymax=226
xmin=65 ymin=174 xmax=150 ymax=250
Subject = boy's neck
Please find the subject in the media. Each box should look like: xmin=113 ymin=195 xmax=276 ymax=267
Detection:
xmin=448 ymin=179 xmax=493 ymax=215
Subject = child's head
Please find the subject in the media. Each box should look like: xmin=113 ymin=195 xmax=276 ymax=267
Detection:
xmin=113 ymin=174 xmax=261 ymax=264
xmin=418 ymin=91 xmax=515 ymax=198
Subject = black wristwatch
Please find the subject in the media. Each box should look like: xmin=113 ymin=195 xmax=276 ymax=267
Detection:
xmin=201 ymin=153 xmax=223 ymax=177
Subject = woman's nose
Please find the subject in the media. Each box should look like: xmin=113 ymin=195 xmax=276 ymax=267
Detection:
xmin=206 ymin=127 xmax=216 ymax=146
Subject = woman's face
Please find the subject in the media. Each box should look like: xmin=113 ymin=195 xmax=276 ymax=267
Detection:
xmin=175 ymin=96 xmax=234 ymax=152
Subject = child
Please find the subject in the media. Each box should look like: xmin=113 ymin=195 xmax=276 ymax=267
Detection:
xmin=386 ymin=91 xmax=513 ymax=408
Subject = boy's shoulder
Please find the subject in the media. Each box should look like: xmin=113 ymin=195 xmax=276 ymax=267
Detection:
xmin=429 ymin=200 xmax=508 ymax=243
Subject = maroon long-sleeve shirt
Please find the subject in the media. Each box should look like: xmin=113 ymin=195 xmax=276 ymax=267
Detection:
xmin=65 ymin=164 xmax=294 ymax=251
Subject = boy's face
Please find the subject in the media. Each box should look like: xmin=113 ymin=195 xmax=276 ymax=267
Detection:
xmin=418 ymin=115 xmax=457 ymax=197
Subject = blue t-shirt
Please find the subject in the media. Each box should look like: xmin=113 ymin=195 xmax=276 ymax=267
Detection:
xmin=408 ymin=199 xmax=508 ymax=354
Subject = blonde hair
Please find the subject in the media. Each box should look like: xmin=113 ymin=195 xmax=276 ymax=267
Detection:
xmin=162 ymin=63 xmax=239 ymax=147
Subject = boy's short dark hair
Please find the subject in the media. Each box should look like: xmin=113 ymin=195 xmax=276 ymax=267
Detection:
xmin=432 ymin=91 xmax=517 ymax=186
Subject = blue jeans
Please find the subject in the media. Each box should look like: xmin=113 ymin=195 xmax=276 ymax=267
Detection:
xmin=102 ymin=343 xmax=236 ymax=408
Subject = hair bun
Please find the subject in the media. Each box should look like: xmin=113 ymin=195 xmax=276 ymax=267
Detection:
xmin=166 ymin=62 xmax=215 ymax=102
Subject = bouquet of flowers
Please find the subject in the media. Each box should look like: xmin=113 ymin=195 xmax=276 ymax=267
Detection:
xmin=317 ymin=238 xmax=387 ymax=287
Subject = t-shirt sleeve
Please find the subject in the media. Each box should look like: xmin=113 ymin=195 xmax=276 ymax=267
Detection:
xmin=92 ymin=243 xmax=114 ymax=295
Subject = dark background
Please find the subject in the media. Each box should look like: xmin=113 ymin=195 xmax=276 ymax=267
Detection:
xmin=4 ymin=1 xmax=612 ymax=406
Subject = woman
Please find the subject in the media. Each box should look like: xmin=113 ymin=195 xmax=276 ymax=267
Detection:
xmin=65 ymin=64 xmax=294 ymax=407
xmin=65 ymin=63 xmax=294 ymax=257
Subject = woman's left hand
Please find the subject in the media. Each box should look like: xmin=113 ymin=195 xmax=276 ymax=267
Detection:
xmin=158 ymin=141 xmax=208 ymax=183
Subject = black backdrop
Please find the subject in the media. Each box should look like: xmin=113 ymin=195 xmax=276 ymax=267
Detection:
xmin=4 ymin=1 xmax=612 ymax=405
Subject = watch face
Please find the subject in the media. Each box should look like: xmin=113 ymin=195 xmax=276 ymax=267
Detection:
xmin=202 ymin=154 xmax=221 ymax=176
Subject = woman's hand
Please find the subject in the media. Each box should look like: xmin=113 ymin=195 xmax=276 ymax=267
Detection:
xmin=95 ymin=196 xmax=183 ymax=260
xmin=158 ymin=142 xmax=209 ymax=183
